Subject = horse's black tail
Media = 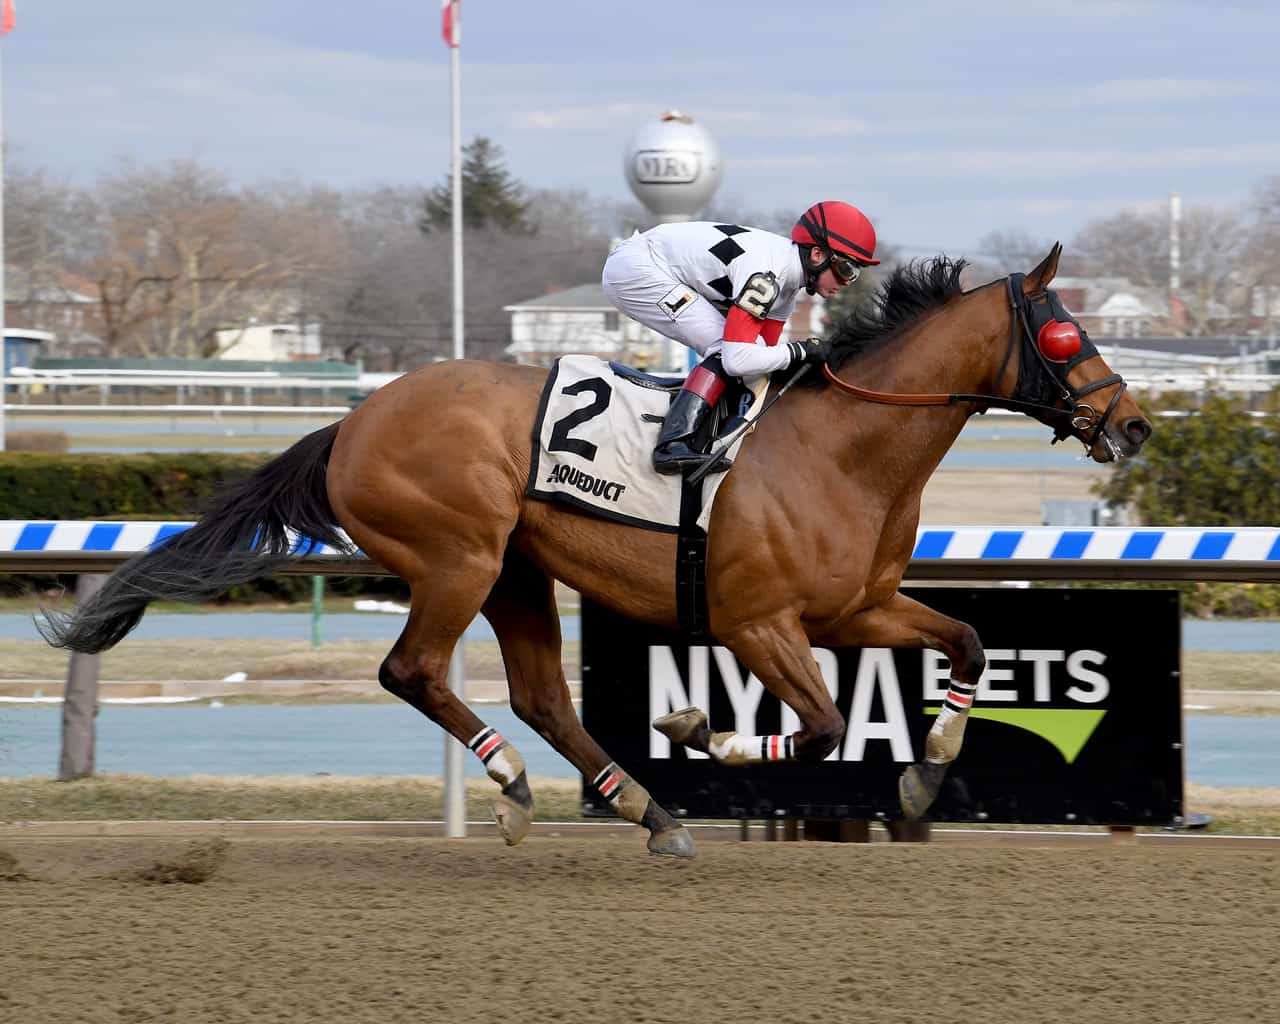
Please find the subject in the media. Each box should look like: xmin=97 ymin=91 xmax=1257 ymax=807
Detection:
xmin=38 ymin=422 xmax=353 ymax=654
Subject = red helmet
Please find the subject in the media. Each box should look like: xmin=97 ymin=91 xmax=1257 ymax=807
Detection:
xmin=792 ymin=201 xmax=879 ymax=266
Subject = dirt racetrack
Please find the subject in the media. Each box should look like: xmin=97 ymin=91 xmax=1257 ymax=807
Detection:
xmin=2 ymin=830 xmax=1278 ymax=1024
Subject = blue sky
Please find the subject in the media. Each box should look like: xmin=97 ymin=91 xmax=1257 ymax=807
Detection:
xmin=3 ymin=1 xmax=1279 ymax=257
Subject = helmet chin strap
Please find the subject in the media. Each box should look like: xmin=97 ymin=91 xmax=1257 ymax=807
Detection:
xmin=801 ymin=244 xmax=826 ymax=295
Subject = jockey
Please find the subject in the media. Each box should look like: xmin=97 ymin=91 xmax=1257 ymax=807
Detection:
xmin=601 ymin=201 xmax=879 ymax=474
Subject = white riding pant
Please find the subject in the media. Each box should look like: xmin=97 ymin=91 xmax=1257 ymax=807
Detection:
xmin=601 ymin=232 xmax=726 ymax=357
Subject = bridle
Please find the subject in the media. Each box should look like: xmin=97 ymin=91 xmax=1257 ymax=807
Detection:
xmin=821 ymin=275 xmax=1128 ymax=452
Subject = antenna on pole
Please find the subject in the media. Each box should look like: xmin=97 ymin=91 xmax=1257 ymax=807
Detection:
xmin=0 ymin=5 xmax=12 ymax=452
xmin=442 ymin=0 xmax=466 ymax=839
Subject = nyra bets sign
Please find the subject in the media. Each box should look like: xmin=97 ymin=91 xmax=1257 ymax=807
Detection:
xmin=580 ymin=589 xmax=1182 ymax=826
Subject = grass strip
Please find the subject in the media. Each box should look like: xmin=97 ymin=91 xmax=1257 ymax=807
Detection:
xmin=0 ymin=775 xmax=587 ymax=823
xmin=1 ymin=777 xmax=1276 ymax=836
xmin=1 ymin=641 xmax=1268 ymax=694
xmin=0 ymin=639 xmax=581 ymax=684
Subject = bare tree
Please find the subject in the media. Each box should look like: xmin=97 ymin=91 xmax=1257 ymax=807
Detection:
xmin=85 ymin=160 xmax=293 ymax=356
xmin=1070 ymin=209 xmax=1171 ymax=288
xmin=344 ymin=187 xmax=448 ymax=370
xmin=975 ymin=228 xmax=1061 ymax=276
xmin=1242 ymin=176 xmax=1280 ymax=334
xmin=3 ymin=159 xmax=102 ymax=347
xmin=1071 ymin=203 xmax=1249 ymax=335
xmin=1176 ymin=204 xmax=1249 ymax=335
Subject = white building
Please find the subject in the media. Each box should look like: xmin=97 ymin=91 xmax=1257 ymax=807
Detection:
xmin=1052 ymin=277 xmax=1174 ymax=338
xmin=213 ymin=322 xmax=323 ymax=362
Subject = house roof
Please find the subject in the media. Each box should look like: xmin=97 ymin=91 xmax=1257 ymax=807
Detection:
xmin=3 ymin=265 xmax=98 ymax=304
xmin=1052 ymin=276 xmax=1169 ymax=318
xmin=504 ymin=283 xmax=612 ymax=311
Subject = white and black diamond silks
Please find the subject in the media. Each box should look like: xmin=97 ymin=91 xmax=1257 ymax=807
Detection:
xmin=704 ymin=224 xmax=748 ymax=315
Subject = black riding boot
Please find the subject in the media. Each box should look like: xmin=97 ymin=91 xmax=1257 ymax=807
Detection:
xmin=652 ymin=355 xmax=729 ymax=475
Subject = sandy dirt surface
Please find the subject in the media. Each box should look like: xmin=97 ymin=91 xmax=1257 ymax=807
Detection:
xmin=920 ymin=467 xmax=1108 ymax=525
xmin=2 ymin=832 xmax=1277 ymax=1024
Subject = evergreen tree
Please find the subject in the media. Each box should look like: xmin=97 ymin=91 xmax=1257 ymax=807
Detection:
xmin=1095 ymin=390 xmax=1280 ymax=526
xmin=421 ymin=136 xmax=536 ymax=235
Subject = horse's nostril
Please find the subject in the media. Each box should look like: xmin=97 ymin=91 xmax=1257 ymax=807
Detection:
xmin=1124 ymin=418 xmax=1152 ymax=446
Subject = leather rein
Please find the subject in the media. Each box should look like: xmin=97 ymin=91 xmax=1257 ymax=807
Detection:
xmin=821 ymin=276 xmax=1127 ymax=449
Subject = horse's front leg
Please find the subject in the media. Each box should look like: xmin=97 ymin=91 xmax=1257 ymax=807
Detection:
xmin=828 ymin=591 xmax=985 ymax=819
xmin=654 ymin=616 xmax=845 ymax=765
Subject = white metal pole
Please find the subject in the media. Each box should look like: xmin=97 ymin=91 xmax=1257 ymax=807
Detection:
xmin=1 ymin=41 xmax=8 ymax=452
xmin=443 ymin=9 xmax=466 ymax=838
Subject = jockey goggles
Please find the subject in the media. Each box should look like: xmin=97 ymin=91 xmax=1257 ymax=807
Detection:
xmin=829 ymin=253 xmax=864 ymax=285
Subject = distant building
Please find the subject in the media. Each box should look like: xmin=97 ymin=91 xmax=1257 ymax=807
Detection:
xmin=2 ymin=328 xmax=55 ymax=374
xmin=213 ymin=322 xmax=324 ymax=362
xmin=1054 ymin=275 xmax=1253 ymax=338
xmin=504 ymin=282 xmax=826 ymax=372
xmin=3 ymin=265 xmax=104 ymax=354
xmin=1053 ymin=277 xmax=1176 ymax=337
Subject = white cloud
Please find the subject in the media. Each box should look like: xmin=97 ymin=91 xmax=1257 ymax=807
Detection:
xmin=1036 ymin=77 xmax=1267 ymax=110
xmin=870 ymin=142 xmax=1280 ymax=180
xmin=510 ymin=103 xmax=660 ymax=132
xmin=507 ymin=102 xmax=874 ymax=140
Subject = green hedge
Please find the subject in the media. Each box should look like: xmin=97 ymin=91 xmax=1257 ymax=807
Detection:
xmin=0 ymin=453 xmax=408 ymax=603
xmin=0 ymin=452 xmax=268 ymax=520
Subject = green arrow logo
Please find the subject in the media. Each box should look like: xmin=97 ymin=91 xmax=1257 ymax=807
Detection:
xmin=925 ymin=707 xmax=1107 ymax=764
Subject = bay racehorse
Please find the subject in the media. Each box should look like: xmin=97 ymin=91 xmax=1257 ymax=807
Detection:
xmin=41 ymin=244 xmax=1151 ymax=858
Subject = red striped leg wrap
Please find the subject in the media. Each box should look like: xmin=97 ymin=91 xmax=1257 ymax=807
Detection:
xmin=592 ymin=762 xmax=628 ymax=808
xmin=468 ymin=726 xmax=508 ymax=766
xmin=943 ymin=682 xmax=978 ymax=714
xmin=684 ymin=364 xmax=726 ymax=403
xmin=760 ymin=735 xmax=795 ymax=762
xmin=468 ymin=726 xmax=522 ymax=787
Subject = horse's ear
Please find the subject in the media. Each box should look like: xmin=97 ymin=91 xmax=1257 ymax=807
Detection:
xmin=1022 ymin=242 xmax=1063 ymax=295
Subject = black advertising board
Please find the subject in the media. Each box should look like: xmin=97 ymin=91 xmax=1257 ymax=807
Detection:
xmin=581 ymin=588 xmax=1183 ymax=825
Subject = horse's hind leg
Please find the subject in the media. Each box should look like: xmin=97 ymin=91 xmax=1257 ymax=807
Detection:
xmin=379 ymin=570 xmax=536 ymax=847
xmin=483 ymin=549 xmax=694 ymax=859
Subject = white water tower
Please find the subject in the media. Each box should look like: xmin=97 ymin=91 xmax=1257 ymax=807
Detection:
xmin=623 ymin=110 xmax=722 ymax=224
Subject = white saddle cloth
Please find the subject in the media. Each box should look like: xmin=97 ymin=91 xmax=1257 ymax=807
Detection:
xmin=527 ymin=355 xmax=764 ymax=533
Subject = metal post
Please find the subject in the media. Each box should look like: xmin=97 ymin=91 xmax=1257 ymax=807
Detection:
xmin=59 ymin=574 xmax=106 ymax=780
xmin=443 ymin=6 xmax=467 ymax=839
xmin=310 ymin=575 xmax=323 ymax=648
xmin=444 ymin=645 xmax=467 ymax=836
xmin=0 ymin=38 xmax=8 ymax=452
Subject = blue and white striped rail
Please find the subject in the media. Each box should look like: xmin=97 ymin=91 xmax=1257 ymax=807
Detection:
xmin=1 ymin=521 xmax=1278 ymax=581
xmin=908 ymin=526 xmax=1280 ymax=581
xmin=0 ymin=521 xmax=366 ymax=576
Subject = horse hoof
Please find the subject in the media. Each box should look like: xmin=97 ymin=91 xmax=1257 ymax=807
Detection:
xmin=491 ymin=794 xmax=533 ymax=846
xmin=647 ymin=826 xmax=696 ymax=859
xmin=899 ymin=761 xmax=948 ymax=820
xmin=652 ymin=707 xmax=708 ymax=746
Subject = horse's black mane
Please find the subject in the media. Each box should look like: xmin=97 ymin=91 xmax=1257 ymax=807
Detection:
xmin=804 ymin=256 xmax=969 ymax=386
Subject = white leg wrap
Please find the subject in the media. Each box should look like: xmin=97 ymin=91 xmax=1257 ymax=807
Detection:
xmin=708 ymin=731 xmax=795 ymax=766
xmin=592 ymin=763 xmax=650 ymax=824
xmin=926 ymin=681 xmax=977 ymax=764
xmin=467 ymin=726 xmax=525 ymax=788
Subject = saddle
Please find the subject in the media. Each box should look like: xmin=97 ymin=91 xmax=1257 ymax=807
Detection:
xmin=607 ymin=361 xmax=754 ymax=458
xmin=529 ymin=355 xmax=770 ymax=635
